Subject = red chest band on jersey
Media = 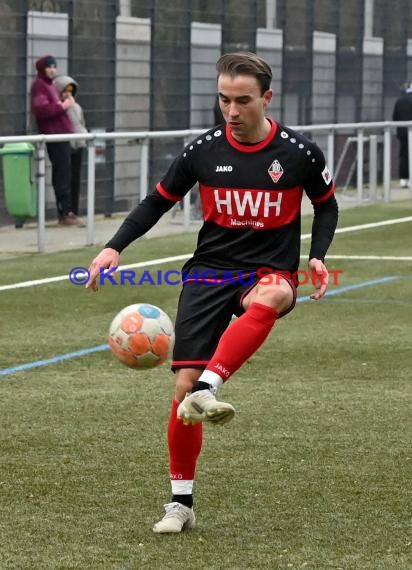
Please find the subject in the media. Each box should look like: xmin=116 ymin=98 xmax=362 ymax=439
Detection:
xmin=199 ymin=184 xmax=303 ymax=230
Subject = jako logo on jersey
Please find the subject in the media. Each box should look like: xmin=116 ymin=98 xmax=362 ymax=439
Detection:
xmin=214 ymin=189 xmax=283 ymax=217
xmin=215 ymin=165 xmax=233 ymax=172
xmin=268 ymin=159 xmax=284 ymax=183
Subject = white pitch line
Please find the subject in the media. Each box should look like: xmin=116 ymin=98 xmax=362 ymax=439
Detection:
xmin=301 ymin=215 xmax=412 ymax=240
xmin=0 ymin=254 xmax=192 ymax=292
xmin=1 ymin=216 xmax=411 ymax=293
xmin=315 ymin=255 xmax=412 ymax=261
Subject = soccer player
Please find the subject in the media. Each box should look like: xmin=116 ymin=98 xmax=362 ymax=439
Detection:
xmin=86 ymin=52 xmax=338 ymax=533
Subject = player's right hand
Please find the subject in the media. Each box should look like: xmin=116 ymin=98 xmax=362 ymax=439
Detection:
xmin=86 ymin=247 xmax=120 ymax=292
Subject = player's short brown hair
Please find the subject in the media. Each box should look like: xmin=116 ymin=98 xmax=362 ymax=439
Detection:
xmin=216 ymin=52 xmax=272 ymax=95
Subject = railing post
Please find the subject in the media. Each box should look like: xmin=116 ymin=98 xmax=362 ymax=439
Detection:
xmin=139 ymin=138 xmax=149 ymax=201
xmin=182 ymin=136 xmax=191 ymax=228
xmin=369 ymin=134 xmax=377 ymax=200
xmin=357 ymin=128 xmax=364 ymax=202
xmin=183 ymin=192 xmax=191 ymax=229
xmin=408 ymin=126 xmax=412 ymax=199
xmin=86 ymin=141 xmax=96 ymax=246
xmin=36 ymin=142 xmax=46 ymax=253
xmin=327 ymin=130 xmax=334 ymax=174
xmin=383 ymin=125 xmax=391 ymax=202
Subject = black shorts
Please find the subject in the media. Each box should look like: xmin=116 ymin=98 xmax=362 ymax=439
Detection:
xmin=172 ymin=272 xmax=297 ymax=371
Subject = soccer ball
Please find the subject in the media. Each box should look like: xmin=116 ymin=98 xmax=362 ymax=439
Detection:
xmin=108 ymin=303 xmax=175 ymax=369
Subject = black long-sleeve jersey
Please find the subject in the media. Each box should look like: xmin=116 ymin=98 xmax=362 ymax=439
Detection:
xmin=106 ymin=119 xmax=338 ymax=275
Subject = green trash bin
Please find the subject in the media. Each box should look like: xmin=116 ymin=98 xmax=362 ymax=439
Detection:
xmin=0 ymin=142 xmax=38 ymax=221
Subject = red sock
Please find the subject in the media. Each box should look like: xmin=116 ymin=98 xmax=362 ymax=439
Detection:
xmin=168 ymin=399 xmax=203 ymax=480
xmin=206 ymin=302 xmax=278 ymax=380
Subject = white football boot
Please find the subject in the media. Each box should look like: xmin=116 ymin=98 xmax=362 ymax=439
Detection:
xmin=177 ymin=389 xmax=235 ymax=425
xmin=153 ymin=502 xmax=196 ymax=533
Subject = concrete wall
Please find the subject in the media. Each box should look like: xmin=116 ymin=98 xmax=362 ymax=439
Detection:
xmin=362 ymin=36 xmax=384 ymax=121
xmin=312 ymin=32 xmax=336 ymax=124
xmin=114 ymin=16 xmax=151 ymax=206
xmin=407 ymin=39 xmax=412 ymax=81
xmin=256 ymin=27 xmax=283 ymax=119
xmin=190 ymin=22 xmax=222 ymax=129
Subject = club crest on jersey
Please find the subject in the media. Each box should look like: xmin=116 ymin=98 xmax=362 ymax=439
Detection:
xmin=322 ymin=165 xmax=332 ymax=185
xmin=268 ymin=159 xmax=284 ymax=183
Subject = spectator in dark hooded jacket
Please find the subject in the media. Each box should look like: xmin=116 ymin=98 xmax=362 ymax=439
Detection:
xmin=392 ymin=83 xmax=412 ymax=188
xmin=30 ymin=55 xmax=81 ymax=226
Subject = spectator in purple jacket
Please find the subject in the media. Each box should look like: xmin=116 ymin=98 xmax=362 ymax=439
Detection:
xmin=30 ymin=55 xmax=82 ymax=226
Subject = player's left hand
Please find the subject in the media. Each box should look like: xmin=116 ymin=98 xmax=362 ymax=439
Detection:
xmin=86 ymin=247 xmax=120 ymax=292
xmin=308 ymin=258 xmax=328 ymax=300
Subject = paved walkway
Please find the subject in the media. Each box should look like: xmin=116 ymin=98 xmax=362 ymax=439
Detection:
xmin=0 ymin=190 xmax=408 ymax=257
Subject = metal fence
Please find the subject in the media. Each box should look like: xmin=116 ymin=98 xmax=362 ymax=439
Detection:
xmin=0 ymin=120 xmax=411 ymax=252
xmin=2 ymin=1 xmax=412 ymax=223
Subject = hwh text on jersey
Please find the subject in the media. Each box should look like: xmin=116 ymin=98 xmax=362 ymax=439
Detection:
xmin=214 ymin=188 xmax=283 ymax=217
xmin=199 ymin=184 xmax=303 ymax=230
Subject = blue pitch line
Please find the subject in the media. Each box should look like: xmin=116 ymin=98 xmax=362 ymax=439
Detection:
xmin=324 ymin=298 xmax=412 ymax=306
xmin=0 ymin=344 xmax=109 ymax=377
xmin=296 ymin=275 xmax=399 ymax=304
xmin=0 ymin=276 xmax=398 ymax=378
